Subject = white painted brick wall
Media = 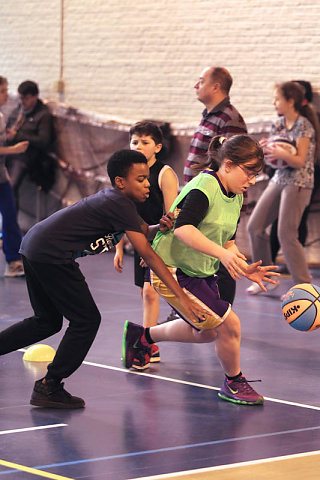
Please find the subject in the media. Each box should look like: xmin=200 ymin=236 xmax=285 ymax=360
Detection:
xmin=1 ymin=0 xmax=320 ymax=124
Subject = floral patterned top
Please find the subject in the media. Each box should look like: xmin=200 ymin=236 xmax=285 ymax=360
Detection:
xmin=270 ymin=115 xmax=315 ymax=189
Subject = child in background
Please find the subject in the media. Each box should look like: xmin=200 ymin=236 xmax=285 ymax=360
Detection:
xmin=268 ymin=80 xmax=320 ymax=275
xmin=123 ymin=135 xmax=279 ymax=405
xmin=114 ymin=121 xmax=178 ymax=370
xmin=0 ymin=76 xmax=28 ymax=277
xmin=247 ymin=81 xmax=320 ymax=295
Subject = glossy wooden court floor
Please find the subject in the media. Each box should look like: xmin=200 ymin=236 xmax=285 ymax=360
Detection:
xmin=1 ymin=251 xmax=320 ymax=479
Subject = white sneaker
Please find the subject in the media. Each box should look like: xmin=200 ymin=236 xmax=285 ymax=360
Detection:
xmin=246 ymin=280 xmax=280 ymax=295
xmin=246 ymin=283 xmax=262 ymax=295
xmin=4 ymin=260 xmax=25 ymax=277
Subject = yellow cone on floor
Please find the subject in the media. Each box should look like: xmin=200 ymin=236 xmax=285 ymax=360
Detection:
xmin=23 ymin=344 xmax=56 ymax=362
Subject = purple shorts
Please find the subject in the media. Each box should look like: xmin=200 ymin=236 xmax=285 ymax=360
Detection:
xmin=150 ymin=267 xmax=231 ymax=331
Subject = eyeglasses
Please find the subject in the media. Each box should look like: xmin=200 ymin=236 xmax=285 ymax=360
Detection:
xmin=238 ymin=165 xmax=260 ymax=180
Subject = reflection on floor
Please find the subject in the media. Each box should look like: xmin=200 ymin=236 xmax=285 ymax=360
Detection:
xmin=1 ymin=252 xmax=320 ymax=479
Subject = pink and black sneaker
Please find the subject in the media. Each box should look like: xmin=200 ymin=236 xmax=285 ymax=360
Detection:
xmin=218 ymin=375 xmax=264 ymax=405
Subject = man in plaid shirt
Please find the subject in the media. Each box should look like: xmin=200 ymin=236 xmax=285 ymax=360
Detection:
xmin=184 ymin=66 xmax=247 ymax=183
xmin=183 ymin=66 xmax=247 ymax=305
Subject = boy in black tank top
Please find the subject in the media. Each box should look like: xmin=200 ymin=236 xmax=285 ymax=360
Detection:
xmin=114 ymin=121 xmax=179 ymax=370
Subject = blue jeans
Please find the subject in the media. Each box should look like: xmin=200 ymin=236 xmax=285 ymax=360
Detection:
xmin=0 ymin=181 xmax=23 ymax=263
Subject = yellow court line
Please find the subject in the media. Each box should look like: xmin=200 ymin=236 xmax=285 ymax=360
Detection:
xmin=0 ymin=459 xmax=74 ymax=480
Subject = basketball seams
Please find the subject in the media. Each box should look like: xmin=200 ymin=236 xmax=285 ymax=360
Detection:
xmin=285 ymin=300 xmax=316 ymax=330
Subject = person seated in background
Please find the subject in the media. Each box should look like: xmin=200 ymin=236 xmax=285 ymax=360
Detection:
xmin=0 ymin=76 xmax=28 ymax=277
xmin=6 ymin=80 xmax=55 ymax=212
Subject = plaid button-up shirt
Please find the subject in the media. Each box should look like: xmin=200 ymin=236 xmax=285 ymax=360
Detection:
xmin=183 ymin=97 xmax=247 ymax=184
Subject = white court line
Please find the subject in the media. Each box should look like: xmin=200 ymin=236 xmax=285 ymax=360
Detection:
xmin=17 ymin=350 xmax=320 ymax=411
xmin=0 ymin=424 xmax=67 ymax=436
xmin=82 ymin=360 xmax=320 ymax=411
xmin=17 ymin=349 xmax=320 ymax=411
xmin=128 ymin=449 xmax=320 ymax=479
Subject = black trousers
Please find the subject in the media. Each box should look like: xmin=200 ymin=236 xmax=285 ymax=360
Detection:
xmin=0 ymin=256 xmax=101 ymax=380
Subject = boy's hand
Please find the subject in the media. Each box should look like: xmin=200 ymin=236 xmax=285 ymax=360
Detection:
xmin=113 ymin=250 xmax=123 ymax=273
xmin=114 ymin=238 xmax=125 ymax=273
xmin=159 ymin=212 xmax=174 ymax=232
xmin=139 ymin=257 xmax=147 ymax=268
xmin=245 ymin=261 xmax=280 ymax=292
xmin=179 ymin=291 xmax=211 ymax=324
xmin=12 ymin=141 xmax=29 ymax=154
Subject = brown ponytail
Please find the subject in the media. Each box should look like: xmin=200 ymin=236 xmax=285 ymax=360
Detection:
xmin=192 ymin=134 xmax=264 ymax=174
xmin=277 ymin=81 xmax=320 ymax=162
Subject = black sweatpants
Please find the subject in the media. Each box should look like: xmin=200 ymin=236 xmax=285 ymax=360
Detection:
xmin=0 ymin=256 xmax=101 ymax=380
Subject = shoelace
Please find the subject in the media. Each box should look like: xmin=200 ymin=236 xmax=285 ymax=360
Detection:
xmin=230 ymin=377 xmax=261 ymax=393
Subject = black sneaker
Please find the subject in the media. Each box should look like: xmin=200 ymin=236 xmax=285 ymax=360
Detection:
xmin=30 ymin=379 xmax=85 ymax=409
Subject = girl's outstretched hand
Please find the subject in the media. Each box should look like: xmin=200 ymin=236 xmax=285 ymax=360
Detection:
xmin=245 ymin=260 xmax=280 ymax=292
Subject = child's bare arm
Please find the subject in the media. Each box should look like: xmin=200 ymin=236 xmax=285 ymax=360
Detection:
xmin=174 ymin=225 xmax=247 ymax=279
xmin=0 ymin=141 xmax=29 ymax=155
xmin=160 ymin=167 xmax=179 ymax=213
xmin=126 ymin=230 xmax=209 ymax=321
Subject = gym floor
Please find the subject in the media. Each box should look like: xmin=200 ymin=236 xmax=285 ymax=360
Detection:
xmin=1 ymin=251 xmax=320 ymax=479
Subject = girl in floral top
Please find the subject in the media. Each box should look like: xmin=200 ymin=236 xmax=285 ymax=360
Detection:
xmin=247 ymin=81 xmax=320 ymax=294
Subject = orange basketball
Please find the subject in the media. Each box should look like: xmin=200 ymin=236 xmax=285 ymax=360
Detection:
xmin=281 ymin=283 xmax=320 ymax=332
